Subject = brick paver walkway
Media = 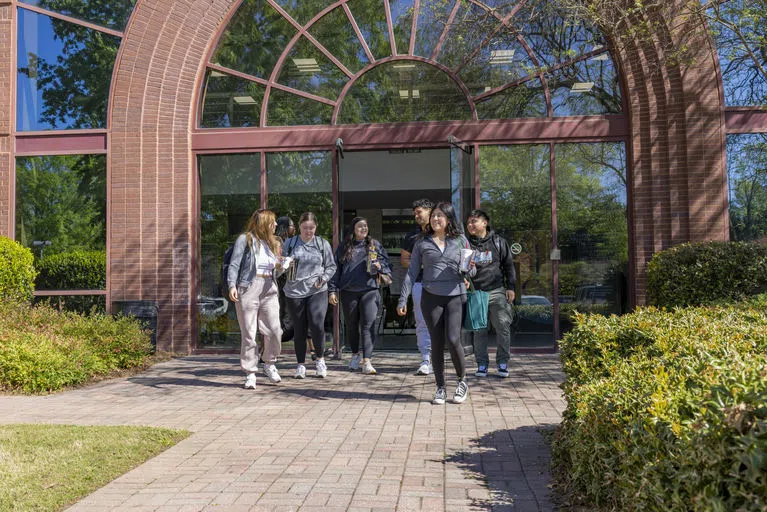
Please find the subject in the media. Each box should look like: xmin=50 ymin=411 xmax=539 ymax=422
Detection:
xmin=0 ymin=353 xmax=565 ymax=512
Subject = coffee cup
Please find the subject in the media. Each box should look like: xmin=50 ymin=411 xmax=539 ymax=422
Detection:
xmin=460 ymin=248 xmax=474 ymax=272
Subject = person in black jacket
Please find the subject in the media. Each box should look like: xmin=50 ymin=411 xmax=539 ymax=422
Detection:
xmin=465 ymin=209 xmax=516 ymax=378
xmin=329 ymin=217 xmax=391 ymax=375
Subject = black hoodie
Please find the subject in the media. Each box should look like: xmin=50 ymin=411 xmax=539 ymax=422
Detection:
xmin=468 ymin=230 xmax=516 ymax=292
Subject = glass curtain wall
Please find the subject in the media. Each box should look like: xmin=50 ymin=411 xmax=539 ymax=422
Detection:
xmin=726 ymin=134 xmax=767 ymax=242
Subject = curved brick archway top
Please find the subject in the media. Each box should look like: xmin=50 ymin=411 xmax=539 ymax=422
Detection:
xmin=109 ymin=0 xmax=240 ymax=352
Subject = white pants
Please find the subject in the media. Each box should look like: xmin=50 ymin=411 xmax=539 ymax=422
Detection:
xmin=412 ymin=282 xmax=431 ymax=360
xmin=235 ymin=277 xmax=282 ymax=373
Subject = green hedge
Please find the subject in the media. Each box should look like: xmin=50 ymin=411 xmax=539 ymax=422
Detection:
xmin=0 ymin=302 xmax=153 ymax=393
xmin=647 ymin=241 xmax=767 ymax=308
xmin=0 ymin=237 xmax=37 ymax=303
xmin=554 ymin=296 xmax=767 ymax=511
xmin=35 ymin=250 xmax=106 ymax=314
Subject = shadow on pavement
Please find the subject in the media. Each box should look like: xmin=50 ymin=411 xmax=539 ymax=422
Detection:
xmin=273 ymin=387 xmax=419 ymax=402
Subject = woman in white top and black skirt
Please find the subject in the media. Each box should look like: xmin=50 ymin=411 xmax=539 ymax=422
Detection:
xmin=397 ymin=202 xmax=476 ymax=405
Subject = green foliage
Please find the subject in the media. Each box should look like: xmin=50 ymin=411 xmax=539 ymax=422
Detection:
xmin=727 ymin=134 xmax=767 ymax=242
xmin=34 ymin=250 xmax=107 ymax=314
xmin=647 ymin=241 xmax=767 ymax=307
xmin=0 ymin=302 xmax=153 ymax=393
xmin=555 ymin=298 xmax=767 ymax=511
xmin=0 ymin=237 xmax=37 ymax=304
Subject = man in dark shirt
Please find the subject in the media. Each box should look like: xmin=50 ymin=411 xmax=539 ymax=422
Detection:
xmin=465 ymin=209 xmax=516 ymax=378
xmin=400 ymin=198 xmax=435 ymax=375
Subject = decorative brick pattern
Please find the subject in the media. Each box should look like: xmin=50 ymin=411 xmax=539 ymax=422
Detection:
xmin=0 ymin=2 xmax=13 ymax=238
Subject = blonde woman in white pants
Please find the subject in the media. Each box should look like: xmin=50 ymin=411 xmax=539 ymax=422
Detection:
xmin=227 ymin=209 xmax=286 ymax=389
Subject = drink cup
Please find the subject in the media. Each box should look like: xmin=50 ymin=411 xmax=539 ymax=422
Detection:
xmin=460 ymin=248 xmax=474 ymax=272
xmin=281 ymin=255 xmax=293 ymax=269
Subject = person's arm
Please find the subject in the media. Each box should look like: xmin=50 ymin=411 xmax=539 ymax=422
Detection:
xmin=398 ymin=240 xmax=422 ymax=313
xmin=377 ymin=241 xmax=392 ymax=275
xmin=321 ymin=239 xmax=338 ymax=285
xmin=227 ymin=235 xmax=247 ymax=301
xmin=499 ymin=237 xmax=516 ymax=302
xmin=328 ymin=245 xmax=342 ymax=295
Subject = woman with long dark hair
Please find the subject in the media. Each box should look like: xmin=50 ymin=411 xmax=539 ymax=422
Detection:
xmin=227 ymin=209 xmax=285 ymax=389
xmin=329 ymin=217 xmax=391 ymax=375
xmin=397 ymin=202 xmax=475 ymax=405
xmin=275 ymin=216 xmax=295 ymax=343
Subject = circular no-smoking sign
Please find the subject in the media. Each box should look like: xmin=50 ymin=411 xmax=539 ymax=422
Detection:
xmin=510 ymin=243 xmax=522 ymax=255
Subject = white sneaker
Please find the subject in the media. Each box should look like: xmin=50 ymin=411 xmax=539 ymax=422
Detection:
xmin=453 ymin=380 xmax=469 ymax=404
xmin=294 ymin=364 xmax=306 ymax=379
xmin=432 ymin=387 xmax=447 ymax=405
xmin=361 ymin=360 xmax=376 ymax=375
xmin=244 ymin=373 xmax=256 ymax=389
xmin=349 ymin=353 xmax=361 ymax=371
xmin=416 ymin=360 xmax=432 ymax=375
xmin=263 ymin=363 xmax=281 ymax=383
xmin=316 ymin=359 xmax=328 ymax=378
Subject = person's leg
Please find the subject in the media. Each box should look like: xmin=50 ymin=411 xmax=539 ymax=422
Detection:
xmin=444 ymin=294 xmax=467 ymax=381
xmin=257 ymin=279 xmax=283 ymax=364
xmin=307 ymin=291 xmax=329 ymax=358
xmin=279 ymin=285 xmax=294 ymax=343
xmin=421 ymin=290 xmax=447 ymax=388
xmin=235 ymin=283 xmax=261 ymax=375
xmin=358 ymin=289 xmax=379 ymax=360
xmin=286 ymin=296 xmax=308 ymax=364
xmin=488 ymin=288 xmax=513 ymax=368
xmin=412 ymin=282 xmax=431 ymax=363
xmin=340 ymin=290 xmax=362 ymax=354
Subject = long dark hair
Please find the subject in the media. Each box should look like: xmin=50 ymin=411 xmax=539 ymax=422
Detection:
xmin=425 ymin=202 xmax=463 ymax=238
xmin=275 ymin=216 xmax=293 ymax=242
xmin=341 ymin=216 xmax=372 ymax=263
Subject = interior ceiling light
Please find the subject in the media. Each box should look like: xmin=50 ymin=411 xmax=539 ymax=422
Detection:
xmin=209 ymin=70 xmax=226 ymax=77
xmin=412 ymin=90 xmax=420 ymax=99
xmin=590 ymin=45 xmax=608 ymax=61
xmin=489 ymin=49 xmax=515 ymax=65
xmin=399 ymin=89 xmax=409 ymax=99
xmin=570 ymin=81 xmax=595 ymax=93
xmin=483 ymin=86 xmax=492 ymax=93
xmin=393 ymin=63 xmax=416 ymax=69
xmin=293 ymin=58 xmax=320 ymax=73
xmin=233 ymin=96 xmax=257 ymax=104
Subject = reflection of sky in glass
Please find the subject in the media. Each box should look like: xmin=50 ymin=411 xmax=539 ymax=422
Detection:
xmin=710 ymin=13 xmax=767 ymax=106
xmin=726 ymin=133 xmax=767 ymax=206
xmin=389 ymin=0 xmax=415 ymax=55
xmin=459 ymin=39 xmax=537 ymax=95
xmin=413 ymin=0 xmax=453 ymax=59
xmin=547 ymin=54 xmax=621 ymax=116
xmin=346 ymin=0 xmax=392 ymax=60
xmin=19 ymin=0 xmax=136 ymax=31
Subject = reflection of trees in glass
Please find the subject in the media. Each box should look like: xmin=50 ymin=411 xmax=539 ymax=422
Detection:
xmin=266 ymin=152 xmax=333 ymax=240
xmin=390 ymin=0 xmax=415 ymax=55
xmin=201 ymin=70 xmax=265 ymax=128
xmin=277 ymin=36 xmax=348 ymax=99
xmin=309 ymin=7 xmax=370 ymax=73
xmin=437 ymin=1 xmax=501 ymax=69
xmin=267 ymin=89 xmax=334 ymax=126
xmin=29 ymin=0 xmax=136 ymax=31
xmin=412 ymin=0 xmax=454 ymax=59
xmin=17 ymin=9 xmax=120 ymax=130
xmin=547 ymin=55 xmax=621 ymax=115
xmin=347 ymin=0 xmax=392 ymax=60
xmin=727 ymin=134 xmax=767 ymax=242
xmin=338 ymin=61 xmax=472 ymax=123
xmin=15 ymin=155 xmax=106 ymax=255
xmin=476 ymin=79 xmax=547 ymax=118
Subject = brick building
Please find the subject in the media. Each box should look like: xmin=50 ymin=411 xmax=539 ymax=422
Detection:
xmin=1 ymin=0 xmax=766 ymax=353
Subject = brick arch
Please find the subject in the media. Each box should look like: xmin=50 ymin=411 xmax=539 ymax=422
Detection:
xmin=109 ymin=0 xmax=239 ymax=352
xmin=606 ymin=4 xmax=728 ymax=304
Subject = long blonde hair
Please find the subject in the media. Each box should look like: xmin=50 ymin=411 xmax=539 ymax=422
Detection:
xmin=244 ymin=209 xmax=280 ymax=256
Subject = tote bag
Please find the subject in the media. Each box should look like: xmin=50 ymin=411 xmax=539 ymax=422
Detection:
xmin=463 ymin=279 xmax=489 ymax=331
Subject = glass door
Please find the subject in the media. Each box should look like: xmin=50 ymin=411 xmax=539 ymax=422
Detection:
xmin=449 ymin=136 xmax=475 ymax=223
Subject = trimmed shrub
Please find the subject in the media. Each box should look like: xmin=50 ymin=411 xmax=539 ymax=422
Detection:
xmin=0 ymin=236 xmax=37 ymax=303
xmin=555 ymin=297 xmax=767 ymax=511
xmin=0 ymin=302 xmax=153 ymax=393
xmin=35 ymin=250 xmax=106 ymax=314
xmin=647 ymin=241 xmax=767 ymax=308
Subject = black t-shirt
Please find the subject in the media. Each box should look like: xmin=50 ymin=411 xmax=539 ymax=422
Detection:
xmin=402 ymin=228 xmax=424 ymax=283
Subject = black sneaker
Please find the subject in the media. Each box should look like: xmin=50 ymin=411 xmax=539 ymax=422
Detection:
xmin=453 ymin=380 xmax=469 ymax=404
xmin=498 ymin=363 xmax=509 ymax=378
xmin=432 ymin=387 xmax=447 ymax=405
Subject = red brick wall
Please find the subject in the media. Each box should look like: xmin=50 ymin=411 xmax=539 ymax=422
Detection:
xmin=109 ymin=0 xmax=235 ymax=352
xmin=0 ymin=2 xmax=12 ymax=238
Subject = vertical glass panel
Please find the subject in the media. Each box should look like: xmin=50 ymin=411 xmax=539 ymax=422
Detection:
xmin=309 ymin=7 xmax=370 ymax=74
xmin=200 ymin=69 xmax=265 ymax=128
xmin=277 ymin=36 xmax=348 ymax=99
xmin=272 ymin=0 xmax=335 ymax=25
xmin=450 ymin=144 xmax=475 ymax=224
xmin=17 ymin=9 xmax=120 ymax=130
xmin=555 ymin=143 xmax=628 ymax=335
xmin=389 ymin=0 xmax=415 ymax=55
xmin=479 ymin=145 xmax=553 ymax=347
xmin=547 ymin=53 xmax=622 ymax=116
xmin=727 ymin=134 xmax=767 ymax=241
xmin=19 ymin=0 xmax=136 ymax=31
xmin=337 ymin=60 xmax=472 ymax=123
xmin=437 ymin=1 xmax=499 ymax=70
xmin=709 ymin=5 xmax=767 ymax=106
xmin=413 ymin=0 xmax=455 ymax=59
xmin=458 ymin=38 xmax=537 ymax=95
xmin=211 ymin=0 xmax=297 ymax=80
xmin=16 ymin=155 xmax=107 ymax=295
xmin=476 ymin=79 xmax=547 ymax=119
xmin=347 ymin=0 xmax=392 ymax=59
xmin=267 ymin=89 xmax=334 ymax=126
xmin=198 ymin=154 xmax=261 ymax=347
xmin=266 ymin=152 xmax=333 ymax=240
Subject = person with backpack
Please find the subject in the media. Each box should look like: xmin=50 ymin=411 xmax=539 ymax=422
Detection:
xmin=465 ymin=209 xmax=516 ymax=378
xmin=329 ymin=216 xmax=391 ymax=375
xmin=397 ymin=202 xmax=476 ymax=405
xmin=282 ymin=211 xmax=337 ymax=379
xmin=227 ymin=209 xmax=285 ymax=389
xmin=275 ymin=216 xmax=296 ymax=343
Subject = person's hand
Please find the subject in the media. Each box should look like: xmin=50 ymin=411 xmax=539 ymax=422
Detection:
xmin=315 ymin=277 xmax=325 ymax=288
xmin=396 ymin=306 xmax=407 ymax=316
xmin=464 ymin=279 xmax=470 ymax=289
xmin=372 ymin=261 xmax=382 ymax=271
xmin=229 ymin=287 xmax=239 ymax=302
xmin=329 ymin=293 xmax=338 ymax=306
xmin=506 ymin=290 xmax=515 ymax=303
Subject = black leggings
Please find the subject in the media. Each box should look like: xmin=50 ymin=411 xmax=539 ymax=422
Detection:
xmin=421 ymin=290 xmax=466 ymax=388
xmin=286 ymin=292 xmax=328 ymax=364
xmin=340 ymin=289 xmax=379 ymax=359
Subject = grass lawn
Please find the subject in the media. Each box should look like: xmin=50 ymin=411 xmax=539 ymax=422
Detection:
xmin=0 ymin=424 xmax=190 ymax=511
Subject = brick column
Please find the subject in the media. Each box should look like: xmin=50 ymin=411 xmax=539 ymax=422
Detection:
xmin=0 ymin=1 xmax=13 ymax=238
xmin=109 ymin=0 xmax=236 ymax=352
xmin=613 ymin=3 xmax=729 ymax=304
